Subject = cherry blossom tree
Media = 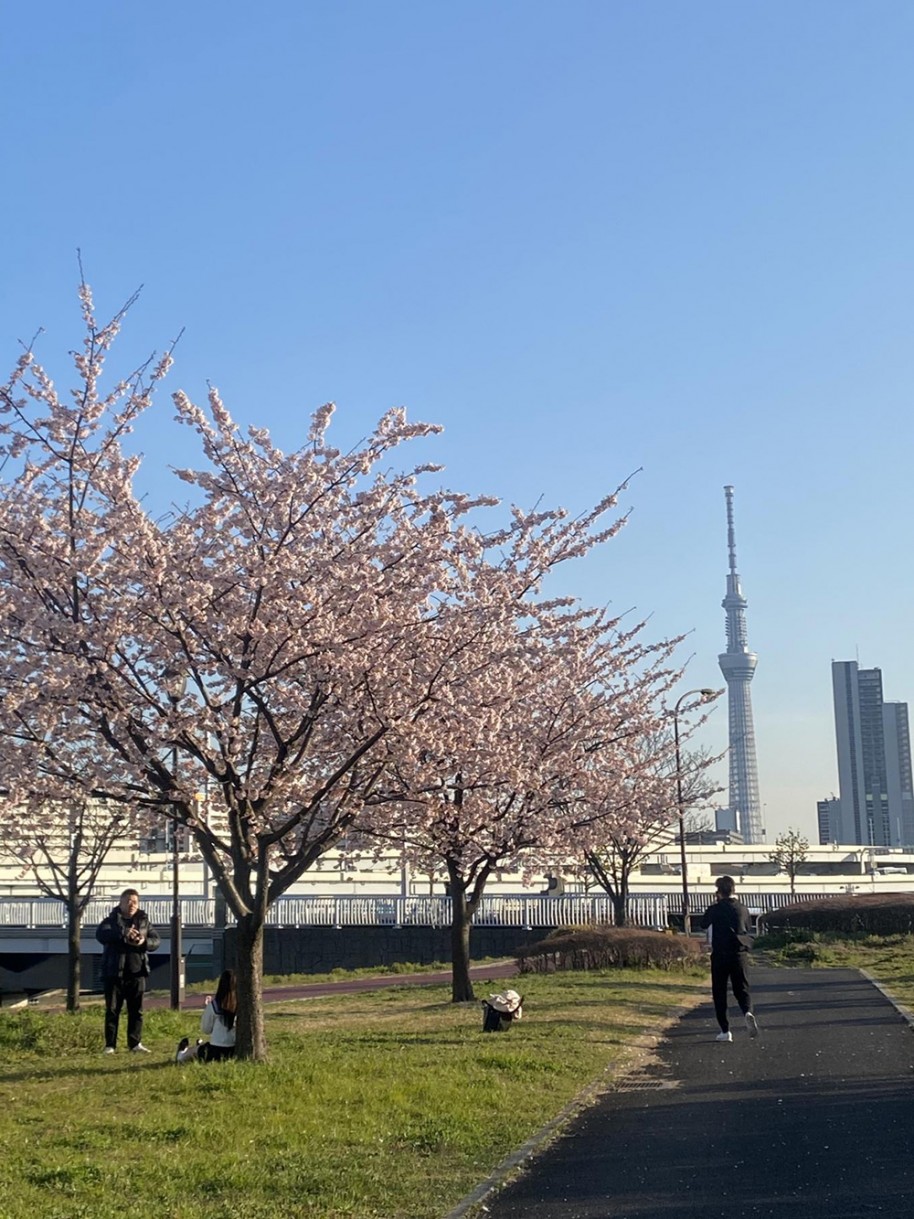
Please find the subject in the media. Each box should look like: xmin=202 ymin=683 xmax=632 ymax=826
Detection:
xmin=0 ymin=791 xmax=134 ymax=1010
xmin=0 ymin=284 xmax=504 ymax=1056
xmin=580 ymin=737 xmax=722 ymax=926
xmin=365 ymin=577 xmax=685 ymax=999
xmin=0 ymin=281 xmax=671 ymax=1050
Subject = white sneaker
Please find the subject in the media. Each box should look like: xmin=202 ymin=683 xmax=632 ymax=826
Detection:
xmin=715 ymin=1031 xmax=733 ymax=1042
xmin=103 ymin=1046 xmax=116 ymax=1055
xmin=129 ymin=1043 xmax=151 ymax=1054
xmin=746 ymin=1012 xmax=759 ymax=1038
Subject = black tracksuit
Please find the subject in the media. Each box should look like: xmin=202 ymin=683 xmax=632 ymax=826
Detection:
xmin=95 ymin=906 xmax=161 ymax=1049
xmin=699 ymin=895 xmax=753 ymax=1033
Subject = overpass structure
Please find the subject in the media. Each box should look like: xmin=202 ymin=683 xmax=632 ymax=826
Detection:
xmin=2 ymin=838 xmax=913 ymax=995
xmin=2 ymin=841 xmax=912 ymax=904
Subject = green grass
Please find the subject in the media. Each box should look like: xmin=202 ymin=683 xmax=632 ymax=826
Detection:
xmin=756 ymin=930 xmax=914 ymax=1008
xmin=0 ymin=969 xmax=703 ymax=1219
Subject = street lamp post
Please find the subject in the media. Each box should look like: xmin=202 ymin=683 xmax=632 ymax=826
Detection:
xmin=165 ymin=670 xmax=187 ymax=1011
xmin=674 ymin=687 xmax=715 ymax=936
xmin=170 ymin=782 xmax=182 ymax=1010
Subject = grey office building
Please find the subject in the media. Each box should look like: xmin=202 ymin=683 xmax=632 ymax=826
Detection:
xmin=831 ymin=661 xmax=914 ymax=847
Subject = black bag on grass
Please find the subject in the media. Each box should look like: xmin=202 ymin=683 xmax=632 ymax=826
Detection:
xmin=481 ymin=989 xmax=524 ymax=1032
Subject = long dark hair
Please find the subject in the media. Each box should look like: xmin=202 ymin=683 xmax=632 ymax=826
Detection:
xmin=214 ymin=969 xmax=237 ymax=1030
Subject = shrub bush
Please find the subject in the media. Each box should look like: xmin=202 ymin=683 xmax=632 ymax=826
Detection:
xmin=761 ymin=894 xmax=914 ymax=937
xmin=515 ymin=926 xmax=703 ymax=974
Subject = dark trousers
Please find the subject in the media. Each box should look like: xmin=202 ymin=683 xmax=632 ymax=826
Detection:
xmin=710 ymin=951 xmax=751 ymax=1032
xmin=198 ymin=1042 xmax=235 ymax=1063
xmin=104 ymin=975 xmax=146 ymax=1049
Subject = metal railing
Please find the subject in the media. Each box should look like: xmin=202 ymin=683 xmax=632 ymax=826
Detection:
xmin=0 ymin=897 xmax=217 ymax=930
xmin=0 ymin=893 xmax=668 ymax=930
xmin=260 ymin=894 xmax=670 ymax=929
xmin=0 ymin=889 xmax=832 ymax=932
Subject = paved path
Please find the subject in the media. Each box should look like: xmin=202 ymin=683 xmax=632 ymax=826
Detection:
xmin=478 ymin=967 xmax=914 ymax=1219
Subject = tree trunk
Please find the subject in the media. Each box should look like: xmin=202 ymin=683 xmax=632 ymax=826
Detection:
xmin=234 ymin=913 xmax=267 ymax=1061
xmin=66 ymin=901 xmax=82 ymax=1012
xmin=447 ymin=868 xmax=474 ymax=1002
xmin=611 ymin=891 xmax=627 ymax=927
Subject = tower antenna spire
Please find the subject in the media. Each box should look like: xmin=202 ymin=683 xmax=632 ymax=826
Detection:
xmin=718 ymin=485 xmax=764 ymax=844
xmin=725 ymin=484 xmax=738 ymax=575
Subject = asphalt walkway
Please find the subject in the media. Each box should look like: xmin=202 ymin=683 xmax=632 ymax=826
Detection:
xmin=475 ymin=966 xmax=914 ymax=1219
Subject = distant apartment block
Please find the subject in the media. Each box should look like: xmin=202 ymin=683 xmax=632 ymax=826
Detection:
xmin=831 ymin=661 xmax=914 ymax=847
xmin=816 ymin=796 xmax=840 ymax=845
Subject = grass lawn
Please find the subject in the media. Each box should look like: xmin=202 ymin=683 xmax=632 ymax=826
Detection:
xmin=0 ymin=968 xmax=704 ymax=1219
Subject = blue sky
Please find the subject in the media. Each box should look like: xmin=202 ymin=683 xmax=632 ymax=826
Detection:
xmin=4 ymin=1 xmax=914 ymax=840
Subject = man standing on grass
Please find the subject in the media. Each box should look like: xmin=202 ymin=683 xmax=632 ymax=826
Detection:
xmin=95 ymin=888 xmax=161 ymax=1055
xmin=699 ymin=874 xmax=759 ymax=1043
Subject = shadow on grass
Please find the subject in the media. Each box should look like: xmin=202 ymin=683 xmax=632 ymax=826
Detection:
xmin=0 ymin=1058 xmax=181 ymax=1085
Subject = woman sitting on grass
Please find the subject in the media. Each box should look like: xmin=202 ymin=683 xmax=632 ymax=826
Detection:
xmin=176 ymin=969 xmax=237 ymax=1063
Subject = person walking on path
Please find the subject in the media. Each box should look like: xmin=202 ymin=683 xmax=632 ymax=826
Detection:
xmin=699 ymin=874 xmax=759 ymax=1042
xmin=175 ymin=969 xmax=237 ymax=1063
xmin=96 ymin=888 xmax=161 ymax=1054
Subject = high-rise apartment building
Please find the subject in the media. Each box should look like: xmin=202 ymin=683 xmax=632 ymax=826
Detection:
xmin=816 ymin=796 xmax=840 ymax=845
xmin=831 ymin=661 xmax=914 ymax=847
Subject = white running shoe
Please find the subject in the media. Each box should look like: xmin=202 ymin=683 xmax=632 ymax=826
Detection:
xmin=746 ymin=1012 xmax=759 ymax=1038
xmin=715 ymin=1031 xmax=733 ymax=1042
xmin=103 ymin=1046 xmax=116 ymax=1055
xmin=129 ymin=1042 xmax=151 ymax=1054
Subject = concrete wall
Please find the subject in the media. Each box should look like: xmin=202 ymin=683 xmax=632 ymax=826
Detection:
xmin=1 ymin=926 xmax=535 ymax=998
xmin=0 ymin=948 xmax=216 ymax=999
xmin=221 ymin=925 xmax=536 ymax=976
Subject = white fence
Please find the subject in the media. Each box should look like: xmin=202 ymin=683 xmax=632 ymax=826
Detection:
xmin=0 ymin=897 xmax=214 ymax=930
xmin=259 ymin=893 xmax=671 ymax=929
xmin=0 ymin=891 xmax=826 ymax=932
xmin=0 ymin=893 xmax=668 ymax=930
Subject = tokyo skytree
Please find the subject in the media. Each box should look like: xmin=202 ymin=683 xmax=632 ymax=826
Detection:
xmin=718 ymin=486 xmax=764 ymax=843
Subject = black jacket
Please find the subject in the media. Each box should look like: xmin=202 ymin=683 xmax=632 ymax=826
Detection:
xmin=95 ymin=907 xmax=161 ymax=979
xmin=699 ymin=896 xmax=753 ymax=954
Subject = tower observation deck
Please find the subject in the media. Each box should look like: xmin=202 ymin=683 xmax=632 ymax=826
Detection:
xmin=718 ymin=485 xmax=764 ymax=843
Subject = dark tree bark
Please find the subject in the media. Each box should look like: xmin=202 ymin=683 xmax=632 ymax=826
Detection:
xmin=610 ymin=889 xmax=628 ymax=927
xmin=66 ymin=899 xmax=83 ymax=1011
xmin=234 ymin=912 xmax=267 ymax=1061
xmin=445 ymin=853 xmax=494 ymax=1003
xmin=448 ymin=878 xmax=474 ymax=1002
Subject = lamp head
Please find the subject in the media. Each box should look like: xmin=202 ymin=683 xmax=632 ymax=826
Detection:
xmin=163 ymin=668 xmax=187 ymax=702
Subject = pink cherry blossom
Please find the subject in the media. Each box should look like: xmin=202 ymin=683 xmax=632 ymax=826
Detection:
xmin=0 ymin=283 xmax=692 ymax=1053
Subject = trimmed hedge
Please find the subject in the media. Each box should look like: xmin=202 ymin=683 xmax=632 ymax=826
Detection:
xmin=761 ymin=893 xmax=914 ymax=937
xmin=516 ymin=926 xmax=704 ymax=974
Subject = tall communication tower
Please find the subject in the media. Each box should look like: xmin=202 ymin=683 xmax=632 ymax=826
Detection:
xmin=718 ymin=486 xmax=764 ymax=843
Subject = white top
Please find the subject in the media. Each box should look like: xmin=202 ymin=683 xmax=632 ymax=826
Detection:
xmin=200 ymin=999 xmax=236 ymax=1047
